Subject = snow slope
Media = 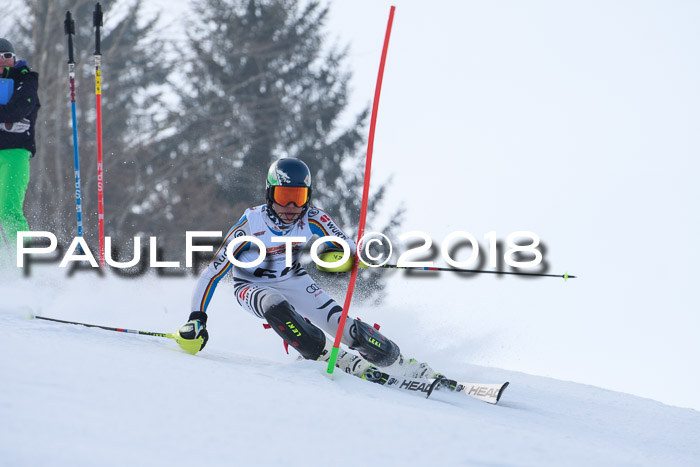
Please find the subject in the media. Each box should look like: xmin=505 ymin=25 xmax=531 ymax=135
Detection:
xmin=1 ymin=273 xmax=698 ymax=467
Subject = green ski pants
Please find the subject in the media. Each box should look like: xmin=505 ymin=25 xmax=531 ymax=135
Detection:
xmin=0 ymin=148 xmax=31 ymax=251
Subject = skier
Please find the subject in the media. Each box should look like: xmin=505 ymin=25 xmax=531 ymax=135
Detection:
xmin=176 ymin=158 xmax=440 ymax=381
xmin=0 ymin=38 xmax=40 ymax=258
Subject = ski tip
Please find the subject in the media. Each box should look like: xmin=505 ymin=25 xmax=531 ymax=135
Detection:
xmin=496 ymin=382 xmax=510 ymax=403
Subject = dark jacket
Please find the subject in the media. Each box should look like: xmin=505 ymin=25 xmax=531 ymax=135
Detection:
xmin=0 ymin=61 xmax=40 ymax=156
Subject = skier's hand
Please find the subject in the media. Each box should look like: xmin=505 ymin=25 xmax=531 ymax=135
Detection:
xmin=315 ymin=250 xmax=367 ymax=273
xmin=0 ymin=118 xmax=31 ymax=133
xmin=175 ymin=311 xmax=209 ymax=355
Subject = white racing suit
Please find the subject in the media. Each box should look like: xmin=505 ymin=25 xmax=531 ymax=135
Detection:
xmin=190 ymin=204 xmax=435 ymax=378
xmin=191 ymin=204 xmax=358 ymax=345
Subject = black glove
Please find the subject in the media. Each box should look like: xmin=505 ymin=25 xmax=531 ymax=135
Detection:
xmin=175 ymin=311 xmax=209 ymax=354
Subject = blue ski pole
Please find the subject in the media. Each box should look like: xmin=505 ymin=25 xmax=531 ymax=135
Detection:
xmin=65 ymin=11 xmax=84 ymax=239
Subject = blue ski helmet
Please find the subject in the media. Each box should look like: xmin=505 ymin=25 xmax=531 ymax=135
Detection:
xmin=265 ymin=158 xmax=313 ymax=225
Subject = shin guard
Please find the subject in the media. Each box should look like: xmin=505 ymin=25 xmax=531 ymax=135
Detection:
xmin=350 ymin=320 xmax=400 ymax=367
xmin=263 ymin=300 xmax=326 ymax=360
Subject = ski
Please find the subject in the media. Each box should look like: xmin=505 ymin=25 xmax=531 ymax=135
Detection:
xmin=365 ymin=371 xmax=436 ymax=397
xmin=430 ymin=379 xmax=509 ymax=405
xmin=365 ymin=370 xmax=509 ymax=405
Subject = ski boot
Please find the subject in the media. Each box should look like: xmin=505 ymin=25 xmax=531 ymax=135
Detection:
xmin=318 ymin=338 xmax=384 ymax=382
xmin=384 ymin=354 xmax=438 ymax=379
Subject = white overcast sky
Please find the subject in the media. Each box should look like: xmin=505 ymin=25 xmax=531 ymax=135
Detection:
xmin=329 ymin=0 xmax=700 ymax=411
xmin=137 ymin=0 xmax=700 ymax=410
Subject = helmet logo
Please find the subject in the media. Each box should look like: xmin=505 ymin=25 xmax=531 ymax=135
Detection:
xmin=276 ymin=169 xmax=291 ymax=184
xmin=304 ymin=174 xmax=311 ymax=186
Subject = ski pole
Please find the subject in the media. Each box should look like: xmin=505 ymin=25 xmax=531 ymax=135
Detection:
xmin=327 ymin=6 xmax=396 ymax=375
xmin=64 ymin=11 xmax=85 ymax=241
xmin=93 ymin=2 xmax=105 ymax=267
xmin=33 ymin=315 xmax=175 ymax=339
xmin=372 ymin=263 xmax=576 ymax=280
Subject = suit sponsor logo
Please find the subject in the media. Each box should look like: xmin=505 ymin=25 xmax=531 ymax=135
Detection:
xmin=308 ymin=208 xmax=319 ymax=217
xmin=212 ymin=252 xmax=228 ymax=270
xmin=325 ymin=222 xmax=346 ymax=239
xmin=320 ymin=214 xmax=330 ymax=222
xmin=306 ymin=283 xmax=320 ymax=294
xmin=265 ymin=244 xmax=302 ymax=257
xmin=234 ymin=229 xmax=246 ymax=238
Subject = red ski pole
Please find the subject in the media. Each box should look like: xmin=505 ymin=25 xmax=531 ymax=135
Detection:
xmin=93 ymin=2 xmax=105 ymax=267
xmin=327 ymin=6 xmax=396 ymax=374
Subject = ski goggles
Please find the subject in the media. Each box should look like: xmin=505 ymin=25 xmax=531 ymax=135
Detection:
xmin=0 ymin=52 xmax=15 ymax=60
xmin=272 ymin=186 xmax=310 ymax=207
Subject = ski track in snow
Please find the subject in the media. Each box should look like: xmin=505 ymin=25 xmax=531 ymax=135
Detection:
xmin=1 ymin=273 xmax=699 ymax=466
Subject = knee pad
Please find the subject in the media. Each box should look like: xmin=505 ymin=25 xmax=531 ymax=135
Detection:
xmin=350 ymin=320 xmax=400 ymax=367
xmin=263 ymin=300 xmax=327 ymax=360
xmin=260 ymin=292 xmax=286 ymax=312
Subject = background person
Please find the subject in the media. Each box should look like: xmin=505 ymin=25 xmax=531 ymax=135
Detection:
xmin=0 ymin=38 xmax=40 ymax=258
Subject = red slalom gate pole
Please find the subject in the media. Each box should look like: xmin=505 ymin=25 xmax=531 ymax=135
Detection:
xmin=94 ymin=3 xmax=105 ymax=267
xmin=327 ymin=6 xmax=396 ymax=374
